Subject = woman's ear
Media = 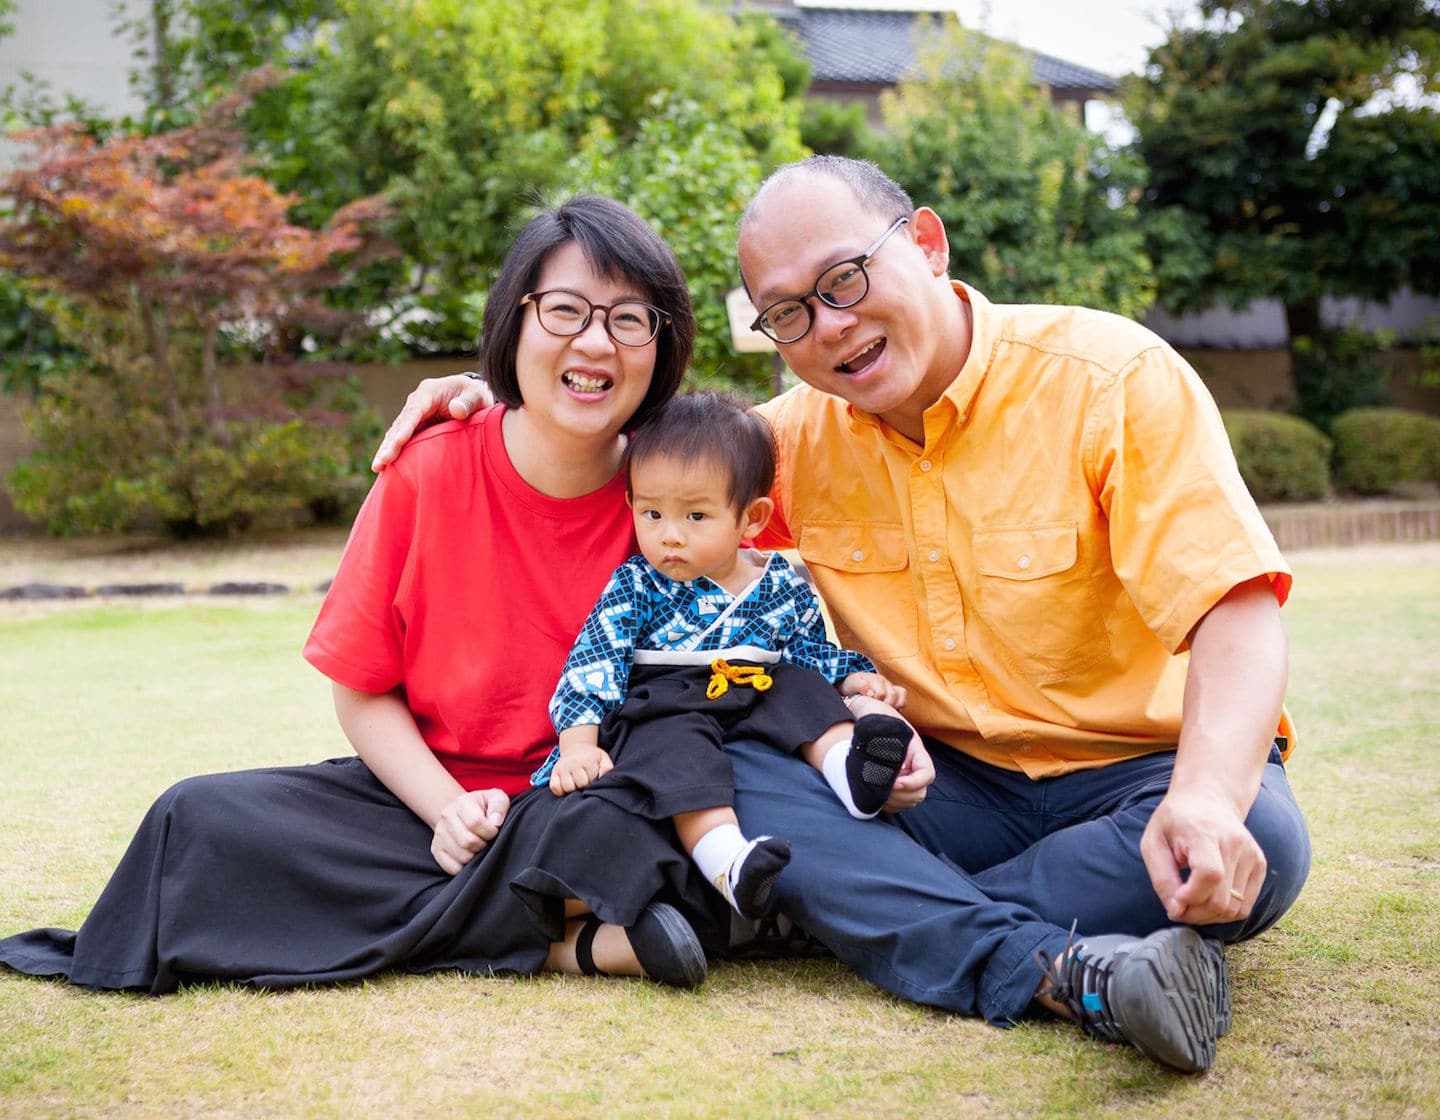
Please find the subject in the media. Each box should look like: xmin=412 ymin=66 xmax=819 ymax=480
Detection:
xmin=911 ymin=207 xmax=951 ymax=276
xmin=739 ymin=496 xmax=774 ymax=540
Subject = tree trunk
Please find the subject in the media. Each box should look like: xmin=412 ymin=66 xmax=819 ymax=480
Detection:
xmin=150 ymin=0 xmax=176 ymax=113
xmin=1283 ymin=297 xmax=1322 ymax=349
xmin=201 ymin=319 xmax=234 ymax=448
xmin=138 ymin=294 xmax=185 ymax=433
xmin=1282 ymin=296 xmax=1322 ymax=406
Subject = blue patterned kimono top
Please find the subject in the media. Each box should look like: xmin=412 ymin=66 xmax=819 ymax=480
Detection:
xmin=548 ymin=551 xmax=876 ymax=732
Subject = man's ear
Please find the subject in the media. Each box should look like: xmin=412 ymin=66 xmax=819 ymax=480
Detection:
xmin=739 ymin=495 xmax=774 ymax=540
xmin=911 ymin=207 xmax=950 ymax=276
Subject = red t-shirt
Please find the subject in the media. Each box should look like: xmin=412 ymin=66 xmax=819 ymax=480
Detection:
xmin=303 ymin=405 xmax=637 ymax=795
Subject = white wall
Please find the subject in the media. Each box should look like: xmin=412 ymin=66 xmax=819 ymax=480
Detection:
xmin=2 ymin=0 xmax=143 ymax=167
xmin=1144 ymin=288 xmax=1440 ymax=349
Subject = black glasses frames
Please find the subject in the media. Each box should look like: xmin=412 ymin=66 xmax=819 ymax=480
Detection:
xmin=749 ymin=215 xmax=910 ymax=345
xmin=521 ymin=289 xmax=671 ymax=347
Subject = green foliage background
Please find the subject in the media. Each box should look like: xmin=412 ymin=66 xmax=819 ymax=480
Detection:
xmin=243 ymin=0 xmax=804 ymax=360
xmin=1125 ymin=0 xmax=1440 ymax=423
xmin=870 ymin=22 xmax=1157 ymax=321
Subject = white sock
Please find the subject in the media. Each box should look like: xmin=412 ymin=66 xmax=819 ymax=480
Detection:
xmin=691 ymin=823 xmax=749 ymax=902
xmin=821 ymin=738 xmax=878 ymax=820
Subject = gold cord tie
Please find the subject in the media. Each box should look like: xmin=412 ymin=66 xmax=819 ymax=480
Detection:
xmin=706 ymin=658 xmax=773 ymax=700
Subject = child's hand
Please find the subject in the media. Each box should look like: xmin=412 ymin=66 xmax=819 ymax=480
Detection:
xmin=550 ymin=744 xmax=614 ymax=796
xmin=839 ymin=671 xmax=906 ymax=709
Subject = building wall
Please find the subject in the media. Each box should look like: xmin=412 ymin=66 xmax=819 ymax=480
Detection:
xmin=2 ymin=0 xmax=143 ymax=172
xmin=1145 ymin=289 xmax=1440 ymax=349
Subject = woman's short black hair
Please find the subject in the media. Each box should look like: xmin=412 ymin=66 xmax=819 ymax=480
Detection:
xmin=479 ymin=195 xmax=694 ymax=431
xmin=625 ymin=391 xmax=776 ymax=514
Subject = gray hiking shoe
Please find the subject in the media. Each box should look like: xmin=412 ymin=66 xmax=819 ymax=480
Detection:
xmin=1206 ymin=938 xmax=1232 ymax=1038
xmin=1036 ymin=924 xmax=1223 ymax=1073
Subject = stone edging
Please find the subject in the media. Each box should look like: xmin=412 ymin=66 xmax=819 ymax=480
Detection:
xmin=4 ymin=502 xmax=1437 ymax=603
xmin=1 ymin=579 xmax=331 ymax=602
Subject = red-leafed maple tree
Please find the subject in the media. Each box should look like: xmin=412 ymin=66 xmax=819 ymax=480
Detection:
xmin=0 ymin=98 xmax=393 ymax=534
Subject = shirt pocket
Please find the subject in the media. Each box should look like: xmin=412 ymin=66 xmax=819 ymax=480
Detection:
xmin=796 ymin=521 xmax=917 ymax=660
xmin=972 ymin=521 xmax=1108 ymax=683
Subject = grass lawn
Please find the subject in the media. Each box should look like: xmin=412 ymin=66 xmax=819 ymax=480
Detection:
xmin=1 ymin=546 xmax=1437 ymax=1119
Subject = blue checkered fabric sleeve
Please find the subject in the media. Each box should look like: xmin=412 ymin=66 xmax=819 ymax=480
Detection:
xmin=548 ymin=559 xmax=648 ymax=732
xmin=772 ymin=563 xmax=875 ymax=682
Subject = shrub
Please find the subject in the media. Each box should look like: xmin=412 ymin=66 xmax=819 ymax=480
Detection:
xmin=0 ymin=113 xmax=388 ymax=536
xmin=1222 ymin=410 xmax=1332 ymax=503
xmin=1329 ymin=408 xmax=1440 ymax=496
xmin=6 ymin=363 xmax=378 ymax=536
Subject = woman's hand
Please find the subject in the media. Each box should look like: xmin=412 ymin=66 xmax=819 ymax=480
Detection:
xmin=431 ymin=788 xmax=510 ymax=875
xmin=371 ymin=373 xmax=496 ymax=471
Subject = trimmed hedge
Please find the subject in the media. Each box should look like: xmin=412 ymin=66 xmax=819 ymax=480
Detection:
xmin=1330 ymin=408 xmax=1440 ymax=495
xmin=1221 ymin=410 xmax=1332 ymax=502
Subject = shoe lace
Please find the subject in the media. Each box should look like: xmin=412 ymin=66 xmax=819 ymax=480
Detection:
xmin=1033 ymin=920 xmax=1126 ymax=1044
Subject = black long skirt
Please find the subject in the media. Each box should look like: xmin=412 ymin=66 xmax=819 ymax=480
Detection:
xmin=0 ymin=757 xmax=727 ymax=993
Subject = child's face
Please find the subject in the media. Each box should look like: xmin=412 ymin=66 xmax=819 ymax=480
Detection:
xmin=629 ymin=453 xmax=752 ymax=585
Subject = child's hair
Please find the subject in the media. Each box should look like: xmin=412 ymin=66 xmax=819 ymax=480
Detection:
xmin=625 ymin=391 xmax=776 ymax=514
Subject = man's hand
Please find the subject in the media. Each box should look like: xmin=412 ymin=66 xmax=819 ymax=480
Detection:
xmin=1141 ymin=782 xmax=1265 ymax=925
xmin=371 ymin=373 xmax=495 ymax=471
xmin=882 ymin=736 xmax=934 ymax=813
xmin=550 ymin=743 xmax=614 ymax=796
xmin=842 ymin=692 xmax=932 ymax=812
xmin=839 ymin=671 xmax=907 ymax=709
xmin=431 ymin=788 xmax=510 ymax=876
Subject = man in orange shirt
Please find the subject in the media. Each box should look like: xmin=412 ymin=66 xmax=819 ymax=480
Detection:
xmin=375 ymin=158 xmax=1309 ymax=1073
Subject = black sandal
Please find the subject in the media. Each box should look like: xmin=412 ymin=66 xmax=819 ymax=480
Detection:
xmin=573 ymin=902 xmax=707 ymax=989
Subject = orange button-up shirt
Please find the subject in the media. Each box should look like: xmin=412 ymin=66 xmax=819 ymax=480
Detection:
xmin=756 ymin=282 xmax=1292 ymax=778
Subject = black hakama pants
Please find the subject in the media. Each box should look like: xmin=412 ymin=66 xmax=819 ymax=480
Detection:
xmin=580 ymin=662 xmax=853 ymax=819
xmin=0 ymin=756 xmax=727 ymax=993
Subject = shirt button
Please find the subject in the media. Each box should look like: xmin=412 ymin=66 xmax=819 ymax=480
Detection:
xmin=852 ymin=550 xmax=864 ymax=562
xmin=927 ymin=549 xmax=939 ymax=562
xmin=919 ymin=459 xmax=932 ymax=472
xmin=1017 ymin=555 xmax=1031 ymax=570
xmin=943 ymin=638 xmax=956 ymax=651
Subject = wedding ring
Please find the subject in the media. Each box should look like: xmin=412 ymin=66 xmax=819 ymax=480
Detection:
xmin=1228 ymin=888 xmax=1246 ymax=902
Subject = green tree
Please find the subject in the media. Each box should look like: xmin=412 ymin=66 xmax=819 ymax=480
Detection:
xmin=871 ymin=21 xmax=1156 ymax=319
xmin=242 ymin=0 xmax=805 ymax=357
xmin=121 ymin=0 xmax=337 ymax=129
xmin=1126 ymin=0 xmax=1440 ymax=423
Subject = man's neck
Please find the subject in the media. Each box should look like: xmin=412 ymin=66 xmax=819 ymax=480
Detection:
xmin=877 ymin=287 xmax=974 ymax=445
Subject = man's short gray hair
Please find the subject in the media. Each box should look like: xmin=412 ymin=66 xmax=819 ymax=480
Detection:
xmin=741 ymin=156 xmax=914 ymax=235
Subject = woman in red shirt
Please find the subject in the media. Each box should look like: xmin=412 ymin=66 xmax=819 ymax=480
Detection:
xmin=0 ymin=196 xmax=721 ymax=993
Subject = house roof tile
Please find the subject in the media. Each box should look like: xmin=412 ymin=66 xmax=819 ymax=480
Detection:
xmin=788 ymin=7 xmax=1117 ymax=93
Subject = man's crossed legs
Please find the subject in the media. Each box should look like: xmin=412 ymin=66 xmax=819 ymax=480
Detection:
xmin=726 ymin=738 xmax=1310 ymax=1071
